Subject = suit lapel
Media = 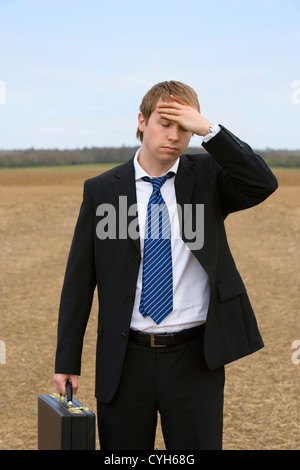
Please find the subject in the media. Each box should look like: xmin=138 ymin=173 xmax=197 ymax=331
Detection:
xmin=175 ymin=155 xmax=213 ymax=278
xmin=175 ymin=155 xmax=195 ymax=202
xmin=110 ymin=158 xmax=140 ymax=253
xmin=175 ymin=155 xmax=196 ymax=237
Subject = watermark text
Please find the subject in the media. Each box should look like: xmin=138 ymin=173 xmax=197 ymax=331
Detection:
xmin=96 ymin=198 xmax=204 ymax=250
xmin=0 ymin=80 xmax=6 ymax=104
xmin=291 ymin=340 xmax=300 ymax=365
xmin=291 ymin=80 xmax=300 ymax=104
xmin=0 ymin=340 xmax=6 ymax=364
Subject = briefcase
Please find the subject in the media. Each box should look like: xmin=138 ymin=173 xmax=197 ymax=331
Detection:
xmin=38 ymin=381 xmax=96 ymax=450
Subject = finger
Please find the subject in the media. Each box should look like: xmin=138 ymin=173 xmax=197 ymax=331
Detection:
xmin=159 ymin=113 xmax=179 ymax=121
xmin=70 ymin=375 xmax=78 ymax=395
xmin=54 ymin=376 xmax=67 ymax=395
xmin=157 ymin=100 xmax=183 ymax=111
xmin=53 ymin=374 xmax=78 ymax=396
xmin=157 ymin=103 xmax=183 ymax=115
xmin=158 ymin=110 xmax=181 ymax=118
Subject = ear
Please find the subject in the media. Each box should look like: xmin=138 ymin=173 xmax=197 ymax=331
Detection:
xmin=138 ymin=112 xmax=145 ymax=133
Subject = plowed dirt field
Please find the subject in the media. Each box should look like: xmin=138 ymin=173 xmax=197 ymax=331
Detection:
xmin=0 ymin=165 xmax=299 ymax=450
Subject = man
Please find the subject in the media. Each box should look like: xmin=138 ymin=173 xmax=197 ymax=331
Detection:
xmin=54 ymin=81 xmax=278 ymax=450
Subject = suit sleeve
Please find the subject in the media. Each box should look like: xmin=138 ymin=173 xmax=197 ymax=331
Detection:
xmin=55 ymin=180 xmax=96 ymax=375
xmin=202 ymin=125 xmax=278 ymax=217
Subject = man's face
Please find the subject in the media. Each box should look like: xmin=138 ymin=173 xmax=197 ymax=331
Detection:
xmin=138 ymin=98 xmax=193 ymax=173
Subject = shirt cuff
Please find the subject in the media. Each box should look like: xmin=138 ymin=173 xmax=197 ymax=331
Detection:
xmin=202 ymin=124 xmax=221 ymax=143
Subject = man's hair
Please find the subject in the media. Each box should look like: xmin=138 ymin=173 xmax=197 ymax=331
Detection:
xmin=136 ymin=80 xmax=200 ymax=142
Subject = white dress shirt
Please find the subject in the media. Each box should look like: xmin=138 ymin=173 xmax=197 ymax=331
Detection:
xmin=130 ymin=125 xmax=220 ymax=333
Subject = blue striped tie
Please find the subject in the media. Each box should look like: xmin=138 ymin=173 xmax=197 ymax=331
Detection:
xmin=139 ymin=172 xmax=175 ymax=324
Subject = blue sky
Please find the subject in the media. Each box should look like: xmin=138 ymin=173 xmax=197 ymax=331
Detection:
xmin=0 ymin=0 xmax=299 ymax=150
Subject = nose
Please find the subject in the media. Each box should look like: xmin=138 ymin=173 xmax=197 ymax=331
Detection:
xmin=168 ymin=124 xmax=179 ymax=142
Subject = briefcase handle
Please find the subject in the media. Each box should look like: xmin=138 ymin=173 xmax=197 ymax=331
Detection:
xmin=60 ymin=379 xmax=73 ymax=407
xmin=66 ymin=380 xmax=73 ymax=405
xmin=55 ymin=381 xmax=90 ymax=414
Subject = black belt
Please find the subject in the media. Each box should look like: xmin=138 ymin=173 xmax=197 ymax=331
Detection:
xmin=129 ymin=324 xmax=205 ymax=348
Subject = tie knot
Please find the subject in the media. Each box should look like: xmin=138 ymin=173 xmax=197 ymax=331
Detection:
xmin=142 ymin=171 xmax=175 ymax=191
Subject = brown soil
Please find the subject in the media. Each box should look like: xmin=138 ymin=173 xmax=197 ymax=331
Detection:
xmin=0 ymin=166 xmax=299 ymax=450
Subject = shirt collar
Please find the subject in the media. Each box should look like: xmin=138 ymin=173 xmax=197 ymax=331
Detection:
xmin=133 ymin=147 xmax=180 ymax=181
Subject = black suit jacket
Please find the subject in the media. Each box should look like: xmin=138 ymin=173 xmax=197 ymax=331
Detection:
xmin=55 ymin=126 xmax=278 ymax=403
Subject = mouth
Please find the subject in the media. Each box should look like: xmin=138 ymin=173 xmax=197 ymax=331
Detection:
xmin=162 ymin=146 xmax=178 ymax=152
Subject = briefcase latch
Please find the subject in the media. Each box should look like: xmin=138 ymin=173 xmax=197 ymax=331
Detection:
xmin=68 ymin=405 xmax=90 ymax=414
xmin=50 ymin=393 xmax=90 ymax=413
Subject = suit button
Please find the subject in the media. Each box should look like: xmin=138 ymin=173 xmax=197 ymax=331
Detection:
xmin=120 ymin=332 xmax=127 ymax=340
xmin=133 ymin=255 xmax=140 ymax=263
xmin=127 ymin=294 xmax=134 ymax=302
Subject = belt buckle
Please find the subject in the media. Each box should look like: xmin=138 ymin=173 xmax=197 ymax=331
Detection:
xmin=150 ymin=333 xmax=167 ymax=348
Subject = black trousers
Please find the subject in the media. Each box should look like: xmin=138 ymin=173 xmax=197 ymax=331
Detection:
xmin=97 ymin=325 xmax=225 ymax=450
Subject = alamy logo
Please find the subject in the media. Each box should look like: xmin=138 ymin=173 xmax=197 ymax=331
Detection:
xmin=0 ymin=340 xmax=6 ymax=364
xmin=291 ymin=340 xmax=300 ymax=365
xmin=0 ymin=80 xmax=6 ymax=104
xmin=95 ymin=197 xmax=204 ymax=250
xmin=291 ymin=80 xmax=300 ymax=105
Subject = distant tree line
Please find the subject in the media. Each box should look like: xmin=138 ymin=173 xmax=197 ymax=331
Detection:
xmin=0 ymin=146 xmax=299 ymax=168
